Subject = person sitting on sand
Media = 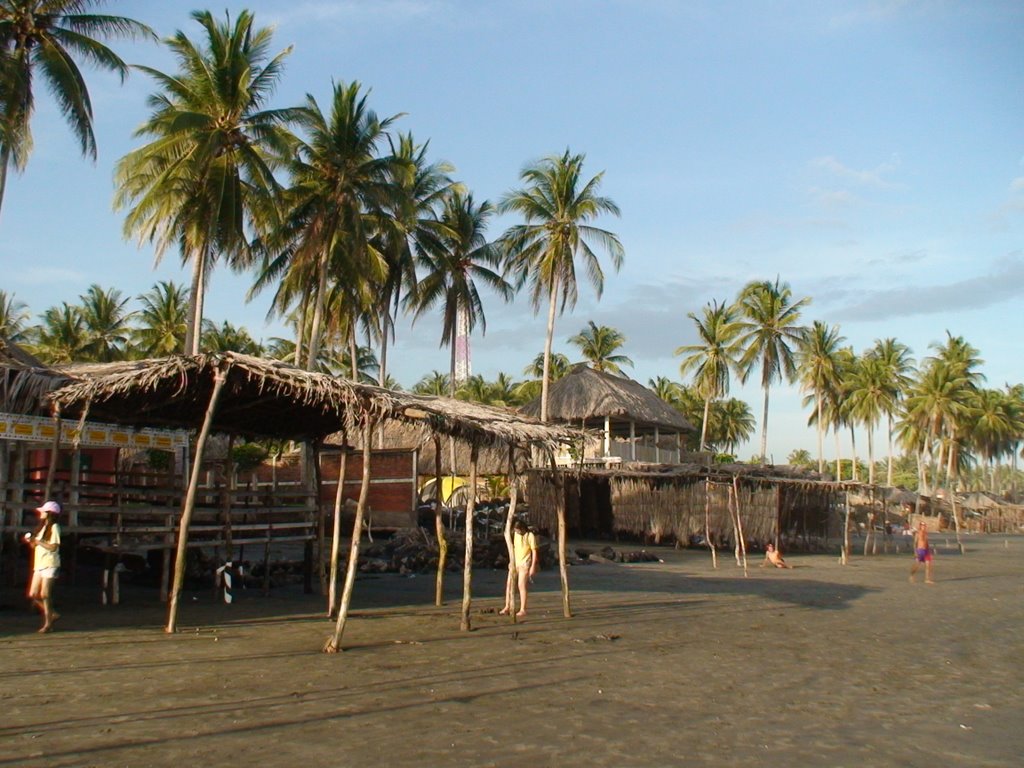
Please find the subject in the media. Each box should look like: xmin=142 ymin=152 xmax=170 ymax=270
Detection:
xmin=761 ymin=542 xmax=792 ymax=569
xmin=500 ymin=520 xmax=538 ymax=617
xmin=909 ymin=521 xmax=935 ymax=584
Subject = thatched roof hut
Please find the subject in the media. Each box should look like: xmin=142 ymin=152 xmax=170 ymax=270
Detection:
xmin=519 ymin=365 xmax=694 ymax=463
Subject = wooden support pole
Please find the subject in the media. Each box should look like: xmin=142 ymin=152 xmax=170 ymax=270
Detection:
xmin=551 ymin=456 xmax=572 ymax=618
xmin=166 ymin=365 xmax=228 ymax=634
xmin=44 ymin=410 xmax=62 ymax=501
xmin=732 ymin=476 xmax=748 ymax=577
xmin=327 ymin=435 xmax=348 ymax=617
xmin=460 ymin=444 xmax=479 ymax=632
xmin=324 ymin=419 xmax=375 ymax=653
xmin=704 ymin=479 xmax=717 ymax=569
xmin=0 ymin=440 xmax=8 ymax=580
xmin=434 ymin=435 xmax=447 ymax=606
xmin=503 ymin=444 xmax=518 ymax=622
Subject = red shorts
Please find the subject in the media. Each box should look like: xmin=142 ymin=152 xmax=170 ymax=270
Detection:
xmin=915 ymin=547 xmax=932 ymax=563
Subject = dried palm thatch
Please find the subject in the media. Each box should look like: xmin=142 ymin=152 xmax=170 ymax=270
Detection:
xmin=46 ymin=352 xmax=579 ymax=452
xmin=0 ymin=336 xmax=69 ymax=415
xmin=519 ymin=364 xmax=694 ymax=436
xmin=339 ymin=420 xmax=531 ymax=475
xmin=48 ymin=353 xmax=392 ymax=441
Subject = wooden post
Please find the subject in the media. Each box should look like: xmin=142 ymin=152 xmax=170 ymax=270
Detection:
xmin=732 ymin=476 xmax=748 ymax=577
xmin=312 ymin=440 xmax=326 ymax=594
xmin=0 ymin=440 xmax=8 ymax=580
xmin=222 ymin=434 xmax=235 ymax=563
xmin=44 ymin=410 xmax=62 ymax=501
xmin=433 ymin=435 xmax=447 ymax=606
xmin=552 ymin=457 xmax=572 ymax=618
xmin=327 ymin=437 xmax=348 ymax=617
xmin=166 ymin=365 xmax=228 ymax=634
xmin=704 ymin=479 xmax=717 ymax=569
xmin=842 ymin=490 xmax=852 ymax=565
xmin=460 ymin=444 xmax=479 ymax=632
xmin=324 ymin=419 xmax=375 ymax=653
xmin=503 ymin=445 xmax=518 ymax=622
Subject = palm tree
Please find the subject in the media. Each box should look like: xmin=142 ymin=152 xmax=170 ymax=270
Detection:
xmin=902 ymin=361 xmax=972 ymax=495
xmin=0 ymin=0 xmax=154 ymax=217
xmin=115 ymin=9 xmax=295 ymax=354
xmin=846 ymin=354 xmax=891 ymax=485
xmin=376 ymin=132 xmax=455 ymax=386
xmin=0 ymin=289 xmax=29 ymax=340
xmin=487 ymin=372 xmax=521 ymax=407
xmin=796 ymin=320 xmax=845 ymax=474
xmin=924 ymin=332 xmax=984 ymax=485
xmin=133 ymin=281 xmax=187 ymax=357
xmin=409 ymin=189 xmax=511 ymax=395
xmin=31 ymin=302 xmax=88 ymax=363
xmin=412 ymin=370 xmax=450 ymax=396
xmin=648 ymin=375 xmax=683 ymax=406
xmin=872 ymin=338 xmax=914 ymax=485
xmin=523 ymin=351 xmax=570 ymax=382
xmin=676 ymin=300 xmax=741 ymax=452
xmin=969 ymin=388 xmax=1015 ymax=493
xmin=200 ymin=319 xmax=262 ymax=355
xmin=78 ymin=284 xmax=132 ymax=362
xmin=735 ymin=278 xmax=809 ymax=464
xmin=714 ymin=397 xmax=756 ymax=457
xmin=500 ymin=149 xmax=624 ymax=421
xmin=568 ymin=320 xmax=633 ymax=374
xmin=263 ymin=81 xmax=402 ymax=371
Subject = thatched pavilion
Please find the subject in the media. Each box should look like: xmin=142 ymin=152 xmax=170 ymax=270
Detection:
xmin=519 ymin=364 xmax=695 ymax=464
xmin=525 ymin=460 xmax=855 ymax=567
xmin=39 ymin=353 xmax=578 ymax=647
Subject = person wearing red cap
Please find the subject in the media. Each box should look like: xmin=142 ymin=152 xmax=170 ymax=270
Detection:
xmin=25 ymin=501 xmax=62 ymax=632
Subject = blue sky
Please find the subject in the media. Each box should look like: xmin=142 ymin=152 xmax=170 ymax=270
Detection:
xmin=3 ymin=0 xmax=1023 ymax=463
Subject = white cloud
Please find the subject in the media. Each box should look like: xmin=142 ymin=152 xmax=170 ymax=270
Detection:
xmin=810 ymin=155 xmax=901 ymax=188
xmin=829 ymin=252 xmax=1024 ymax=321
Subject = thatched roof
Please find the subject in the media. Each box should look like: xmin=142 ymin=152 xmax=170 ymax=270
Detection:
xmin=0 ymin=336 xmax=69 ymax=415
xmin=47 ymin=352 xmax=579 ymax=452
xmin=339 ymin=420 xmax=532 ymax=475
xmin=519 ymin=364 xmax=694 ymax=436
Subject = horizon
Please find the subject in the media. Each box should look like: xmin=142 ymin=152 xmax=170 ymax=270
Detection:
xmin=2 ymin=0 xmax=1022 ymax=463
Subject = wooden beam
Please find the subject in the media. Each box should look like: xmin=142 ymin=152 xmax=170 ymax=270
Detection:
xmin=166 ymin=365 xmax=228 ymax=634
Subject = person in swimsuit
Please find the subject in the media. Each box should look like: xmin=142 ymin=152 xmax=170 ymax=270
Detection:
xmin=25 ymin=500 xmax=62 ymax=632
xmin=761 ymin=542 xmax=792 ymax=569
xmin=500 ymin=519 xmax=538 ymax=617
xmin=909 ymin=521 xmax=934 ymax=584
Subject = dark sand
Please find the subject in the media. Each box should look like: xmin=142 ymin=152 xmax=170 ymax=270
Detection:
xmin=1 ymin=535 xmax=1022 ymax=767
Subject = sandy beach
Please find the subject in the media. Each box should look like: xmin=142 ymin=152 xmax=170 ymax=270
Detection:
xmin=1 ymin=534 xmax=1021 ymax=767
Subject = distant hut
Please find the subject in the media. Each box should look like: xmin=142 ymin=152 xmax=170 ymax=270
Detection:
xmin=519 ymin=364 xmax=695 ymax=465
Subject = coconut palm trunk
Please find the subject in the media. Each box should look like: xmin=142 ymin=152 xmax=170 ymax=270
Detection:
xmin=759 ymin=385 xmax=770 ymax=463
xmin=700 ymin=396 xmax=712 ymax=453
xmin=184 ymin=248 xmax=206 ymax=355
xmin=306 ymin=253 xmax=329 ymax=368
xmin=540 ymin=280 xmax=559 ymax=422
